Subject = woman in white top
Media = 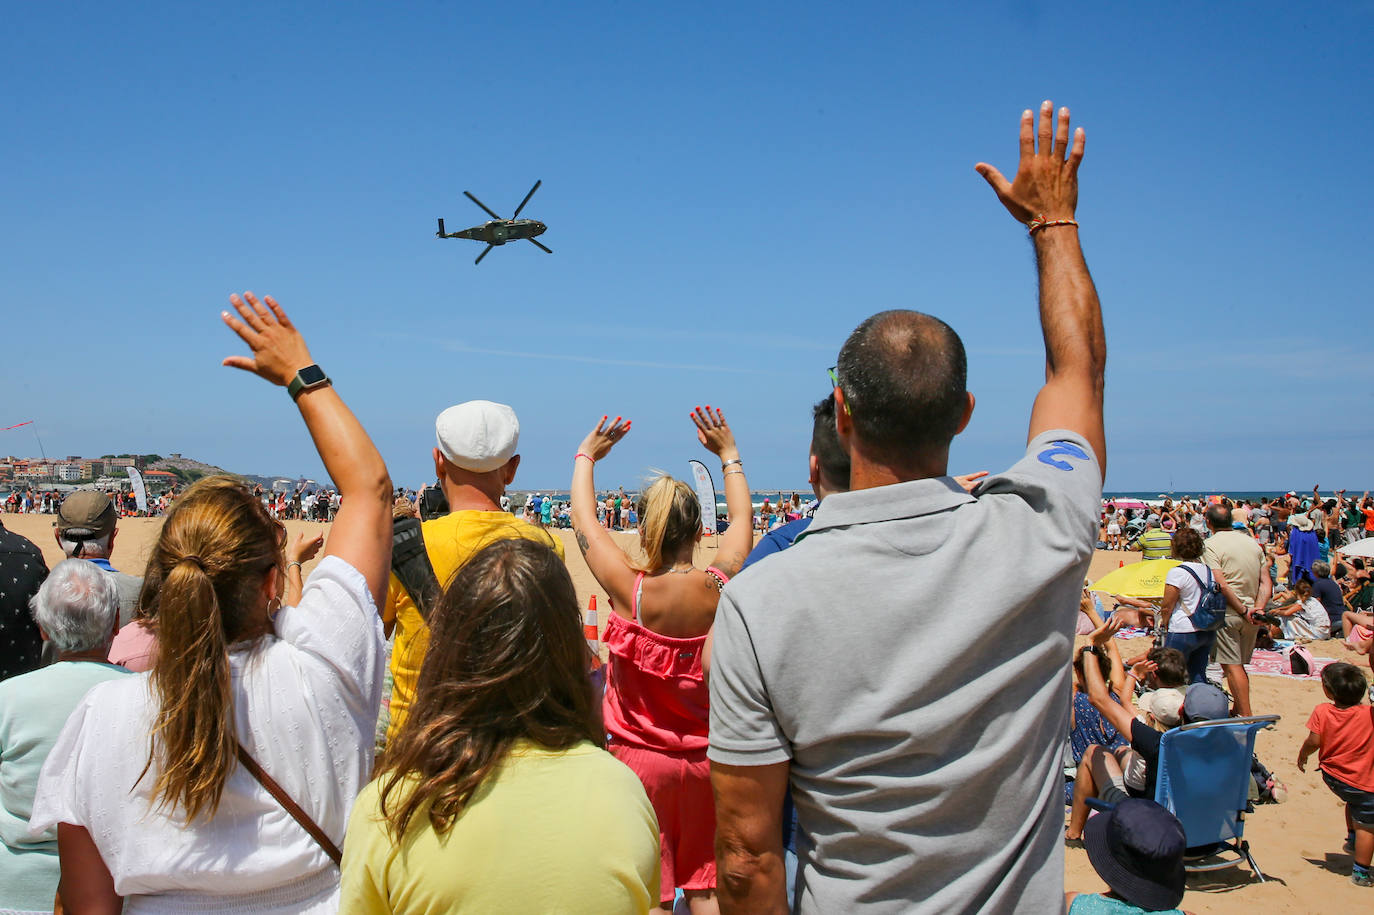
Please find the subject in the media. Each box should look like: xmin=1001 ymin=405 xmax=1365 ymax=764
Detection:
xmin=1265 ymin=579 xmax=1331 ymax=642
xmin=30 ymin=292 xmax=393 ymax=912
xmin=1159 ymin=527 xmax=1246 ymax=685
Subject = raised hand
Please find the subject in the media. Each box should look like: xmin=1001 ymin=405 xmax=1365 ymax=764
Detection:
xmin=221 ymin=292 xmax=315 ymax=386
xmin=578 ymin=415 xmax=631 ymax=462
xmin=287 ymin=529 xmax=325 ymax=565
xmin=690 ymin=406 xmax=739 ymax=459
xmin=1089 ymin=616 xmax=1125 ymax=647
xmin=952 ymin=471 xmax=989 ymax=493
xmin=975 ymin=100 xmax=1084 ymax=225
xmin=1129 ymin=659 xmax=1157 ymax=682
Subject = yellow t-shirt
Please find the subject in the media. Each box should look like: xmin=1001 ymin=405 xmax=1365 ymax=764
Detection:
xmin=384 ymin=510 xmax=563 ymax=743
xmin=340 ymin=740 xmax=660 ymax=913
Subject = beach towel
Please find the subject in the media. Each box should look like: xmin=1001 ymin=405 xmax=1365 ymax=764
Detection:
xmin=1206 ymin=648 xmax=1335 ymax=681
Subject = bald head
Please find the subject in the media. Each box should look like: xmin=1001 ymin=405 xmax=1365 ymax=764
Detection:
xmin=835 ymin=310 xmax=968 ymax=463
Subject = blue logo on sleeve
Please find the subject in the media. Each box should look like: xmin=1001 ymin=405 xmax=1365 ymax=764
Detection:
xmin=1037 ymin=440 xmax=1089 ymax=471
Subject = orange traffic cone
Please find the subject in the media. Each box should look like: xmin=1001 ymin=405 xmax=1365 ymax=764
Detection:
xmin=585 ymin=595 xmax=603 ymax=670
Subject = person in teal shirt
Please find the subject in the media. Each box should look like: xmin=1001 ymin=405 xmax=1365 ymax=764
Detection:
xmin=1066 ymin=798 xmax=1193 ymax=914
xmin=0 ymin=559 xmax=130 ymax=912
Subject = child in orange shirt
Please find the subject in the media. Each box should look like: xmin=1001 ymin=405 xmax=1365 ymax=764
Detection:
xmin=1298 ymin=661 xmax=1374 ymax=886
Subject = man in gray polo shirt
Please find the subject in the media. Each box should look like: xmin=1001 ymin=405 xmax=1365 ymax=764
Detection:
xmin=710 ymin=100 xmax=1106 ymax=914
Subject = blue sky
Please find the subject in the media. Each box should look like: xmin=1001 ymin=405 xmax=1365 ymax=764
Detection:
xmin=3 ymin=1 xmax=1371 ymax=493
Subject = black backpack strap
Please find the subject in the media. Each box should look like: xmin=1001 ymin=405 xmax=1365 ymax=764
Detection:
xmin=391 ymin=516 xmax=440 ymax=624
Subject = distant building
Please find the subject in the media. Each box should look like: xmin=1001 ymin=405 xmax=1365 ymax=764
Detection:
xmin=55 ymin=463 xmax=83 ymax=482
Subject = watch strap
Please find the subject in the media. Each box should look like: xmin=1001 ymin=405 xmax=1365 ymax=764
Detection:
xmin=288 ymin=365 xmax=330 ymax=401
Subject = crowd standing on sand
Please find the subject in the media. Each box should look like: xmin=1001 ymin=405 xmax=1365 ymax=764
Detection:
xmin=0 ymin=100 xmax=1370 ymax=913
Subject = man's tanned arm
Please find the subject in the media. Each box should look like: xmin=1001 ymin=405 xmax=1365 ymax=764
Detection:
xmin=976 ymin=100 xmax=1106 ymax=476
xmin=712 ymin=761 xmax=790 ymax=914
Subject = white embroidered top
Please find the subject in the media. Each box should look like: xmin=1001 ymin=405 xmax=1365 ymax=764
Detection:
xmin=30 ymin=557 xmax=384 ymax=913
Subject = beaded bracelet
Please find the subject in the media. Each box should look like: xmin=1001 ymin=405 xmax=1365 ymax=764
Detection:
xmin=1027 ymin=214 xmax=1079 ymax=235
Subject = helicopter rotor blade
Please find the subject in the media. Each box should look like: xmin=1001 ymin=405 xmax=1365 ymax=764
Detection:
xmin=527 ymin=238 xmax=552 ymax=254
xmin=474 ymin=244 xmax=495 ymax=265
xmin=512 ymin=180 xmax=542 ymax=219
xmin=464 ymin=191 xmax=503 ymax=221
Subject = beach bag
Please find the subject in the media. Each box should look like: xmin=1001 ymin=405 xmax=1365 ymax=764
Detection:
xmin=1180 ymin=566 xmax=1228 ymax=631
xmin=1281 ymin=645 xmax=1314 ymax=676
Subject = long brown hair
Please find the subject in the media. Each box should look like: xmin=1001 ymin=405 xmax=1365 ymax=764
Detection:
xmin=139 ymin=475 xmax=282 ymax=821
xmin=378 ymin=537 xmax=598 ymax=838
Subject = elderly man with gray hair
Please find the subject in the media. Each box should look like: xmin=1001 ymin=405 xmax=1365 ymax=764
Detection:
xmin=0 ymin=559 xmax=131 ymax=911
xmin=53 ymin=491 xmax=143 ymax=628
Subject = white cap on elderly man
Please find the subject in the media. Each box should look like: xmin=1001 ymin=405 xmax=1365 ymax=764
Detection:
xmin=435 ymin=401 xmax=520 ymax=472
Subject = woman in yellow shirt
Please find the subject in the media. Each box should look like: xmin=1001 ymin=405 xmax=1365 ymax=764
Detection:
xmin=341 ymin=538 xmax=660 ymax=913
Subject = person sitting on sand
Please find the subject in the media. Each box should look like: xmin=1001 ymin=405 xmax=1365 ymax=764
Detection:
xmin=1125 ymin=647 xmax=1188 ymax=723
xmin=1066 ymin=648 xmax=1231 ymax=843
xmin=1065 ymin=798 xmax=1194 ymax=914
xmin=1297 ymin=661 xmax=1374 ymax=887
xmin=570 ymin=407 xmax=755 ymax=914
xmin=1262 ymin=579 xmax=1331 ymax=642
xmin=1068 ymin=630 xmax=1128 ymax=780
xmin=340 ymin=538 xmax=661 ymax=911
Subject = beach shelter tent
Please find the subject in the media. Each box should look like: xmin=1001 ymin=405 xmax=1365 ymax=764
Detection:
xmin=1336 ymin=538 xmax=1374 ymax=560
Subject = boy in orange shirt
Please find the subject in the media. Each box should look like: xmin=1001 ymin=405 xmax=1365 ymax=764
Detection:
xmin=1298 ymin=661 xmax=1374 ymax=886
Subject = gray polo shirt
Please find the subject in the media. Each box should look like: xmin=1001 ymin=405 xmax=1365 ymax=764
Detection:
xmin=709 ymin=430 xmax=1101 ymax=914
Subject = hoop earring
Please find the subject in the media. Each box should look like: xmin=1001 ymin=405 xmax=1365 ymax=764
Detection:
xmin=266 ymin=596 xmax=282 ymax=621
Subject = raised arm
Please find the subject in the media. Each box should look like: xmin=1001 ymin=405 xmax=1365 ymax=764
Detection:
xmin=570 ymin=416 xmax=639 ymax=607
xmin=691 ymin=406 xmax=754 ymax=577
xmin=222 ymin=292 xmax=393 ymax=608
xmin=976 ymin=101 xmax=1105 ymax=475
xmin=1082 ymin=644 xmax=1136 ymax=738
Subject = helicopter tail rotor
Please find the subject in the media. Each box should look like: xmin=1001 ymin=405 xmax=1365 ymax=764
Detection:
xmin=528 ymin=238 xmax=552 ymax=255
xmin=464 ymin=191 xmax=503 ymax=221
xmin=474 ymin=244 xmax=495 ymax=265
xmin=512 ymin=180 xmax=542 ymax=219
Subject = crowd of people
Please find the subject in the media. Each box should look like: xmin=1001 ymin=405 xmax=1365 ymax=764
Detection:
xmin=0 ymin=100 xmax=1369 ymax=913
xmin=4 ymin=487 xmax=172 ymax=518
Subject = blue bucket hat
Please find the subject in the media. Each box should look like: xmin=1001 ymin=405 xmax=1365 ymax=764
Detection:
xmin=1084 ymin=799 xmax=1187 ymax=911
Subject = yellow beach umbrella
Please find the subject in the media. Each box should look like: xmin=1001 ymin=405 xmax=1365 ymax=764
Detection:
xmin=1089 ymin=559 xmax=1180 ymax=598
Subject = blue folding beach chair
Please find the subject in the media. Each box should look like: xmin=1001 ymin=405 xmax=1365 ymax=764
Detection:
xmin=1153 ymin=715 xmax=1280 ymax=880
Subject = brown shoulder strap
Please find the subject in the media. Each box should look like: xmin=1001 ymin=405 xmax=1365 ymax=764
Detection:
xmin=236 ymin=742 xmax=342 ymax=866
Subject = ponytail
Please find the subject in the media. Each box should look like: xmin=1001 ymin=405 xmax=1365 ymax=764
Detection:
xmin=138 ymin=476 xmax=281 ymax=821
xmin=634 ymin=474 xmax=700 ymax=572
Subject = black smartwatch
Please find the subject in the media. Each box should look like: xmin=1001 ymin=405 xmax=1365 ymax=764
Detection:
xmin=287 ymin=364 xmax=331 ymax=401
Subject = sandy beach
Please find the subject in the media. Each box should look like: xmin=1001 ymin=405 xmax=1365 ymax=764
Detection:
xmin=6 ymin=512 xmax=1371 ymax=912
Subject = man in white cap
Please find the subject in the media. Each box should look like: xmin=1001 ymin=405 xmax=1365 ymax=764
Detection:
xmin=381 ymin=400 xmax=563 ymax=743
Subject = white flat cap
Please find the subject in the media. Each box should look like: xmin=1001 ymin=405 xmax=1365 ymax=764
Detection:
xmin=435 ymin=401 xmax=520 ymax=473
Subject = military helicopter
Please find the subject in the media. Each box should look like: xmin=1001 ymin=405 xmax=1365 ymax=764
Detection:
xmin=437 ymin=180 xmax=551 ymax=265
